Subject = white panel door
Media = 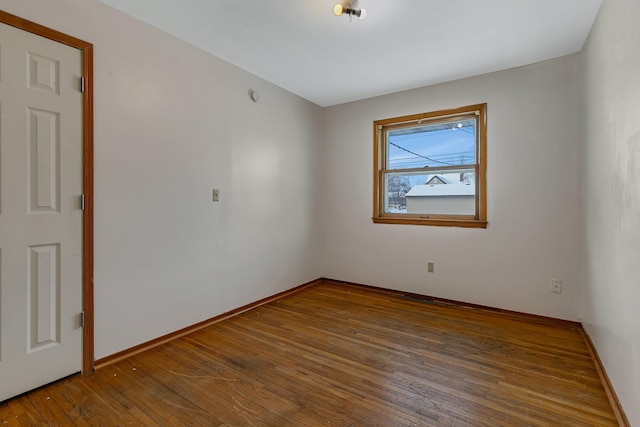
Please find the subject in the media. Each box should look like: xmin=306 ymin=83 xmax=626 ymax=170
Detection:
xmin=0 ymin=22 xmax=83 ymax=402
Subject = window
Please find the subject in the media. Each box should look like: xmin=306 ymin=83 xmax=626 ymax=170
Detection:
xmin=373 ymin=104 xmax=487 ymax=228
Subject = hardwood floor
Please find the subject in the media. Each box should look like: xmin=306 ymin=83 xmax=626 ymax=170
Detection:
xmin=0 ymin=281 xmax=618 ymax=426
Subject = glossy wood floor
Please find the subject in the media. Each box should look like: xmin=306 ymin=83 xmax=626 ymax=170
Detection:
xmin=0 ymin=282 xmax=618 ymax=426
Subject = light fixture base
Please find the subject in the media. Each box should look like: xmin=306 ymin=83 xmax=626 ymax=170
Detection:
xmin=333 ymin=1 xmax=366 ymax=20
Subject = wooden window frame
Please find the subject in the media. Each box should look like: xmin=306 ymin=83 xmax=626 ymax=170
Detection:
xmin=373 ymin=104 xmax=487 ymax=228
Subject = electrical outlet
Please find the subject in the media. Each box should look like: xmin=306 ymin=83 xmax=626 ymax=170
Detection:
xmin=550 ymin=279 xmax=562 ymax=294
xmin=212 ymin=189 xmax=220 ymax=202
xmin=427 ymin=262 xmax=435 ymax=273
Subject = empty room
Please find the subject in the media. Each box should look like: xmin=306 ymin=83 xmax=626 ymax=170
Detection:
xmin=0 ymin=0 xmax=637 ymax=425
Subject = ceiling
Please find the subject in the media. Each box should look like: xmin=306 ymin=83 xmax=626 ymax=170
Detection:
xmin=98 ymin=0 xmax=602 ymax=107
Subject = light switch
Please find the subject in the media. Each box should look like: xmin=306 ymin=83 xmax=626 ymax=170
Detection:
xmin=212 ymin=189 xmax=220 ymax=202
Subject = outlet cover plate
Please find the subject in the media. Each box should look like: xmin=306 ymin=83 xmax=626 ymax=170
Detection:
xmin=550 ymin=279 xmax=562 ymax=294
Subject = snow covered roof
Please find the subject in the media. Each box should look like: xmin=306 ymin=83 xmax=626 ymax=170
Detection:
xmin=425 ymin=175 xmax=451 ymax=185
xmin=405 ymin=183 xmax=475 ymax=197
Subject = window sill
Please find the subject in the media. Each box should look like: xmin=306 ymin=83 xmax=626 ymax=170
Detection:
xmin=372 ymin=217 xmax=488 ymax=228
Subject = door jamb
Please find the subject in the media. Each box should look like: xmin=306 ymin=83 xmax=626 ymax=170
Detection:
xmin=0 ymin=10 xmax=95 ymax=373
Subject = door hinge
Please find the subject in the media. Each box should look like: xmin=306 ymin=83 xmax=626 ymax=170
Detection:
xmin=80 ymin=76 xmax=85 ymax=93
xmin=80 ymin=311 xmax=85 ymax=328
xmin=80 ymin=194 xmax=85 ymax=210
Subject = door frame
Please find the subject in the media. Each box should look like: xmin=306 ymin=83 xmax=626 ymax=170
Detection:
xmin=0 ymin=10 xmax=94 ymax=373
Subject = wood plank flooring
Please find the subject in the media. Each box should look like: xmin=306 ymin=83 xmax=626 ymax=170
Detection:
xmin=0 ymin=281 xmax=618 ymax=426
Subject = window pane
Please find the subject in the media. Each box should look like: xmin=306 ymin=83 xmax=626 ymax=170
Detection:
xmin=387 ymin=118 xmax=476 ymax=170
xmin=384 ymin=169 xmax=476 ymax=215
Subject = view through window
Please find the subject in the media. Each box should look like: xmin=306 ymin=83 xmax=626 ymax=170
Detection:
xmin=373 ymin=104 xmax=487 ymax=227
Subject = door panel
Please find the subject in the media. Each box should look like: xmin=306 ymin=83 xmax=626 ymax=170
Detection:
xmin=28 ymin=108 xmax=60 ymax=214
xmin=28 ymin=243 xmax=60 ymax=352
xmin=0 ymin=21 xmax=83 ymax=402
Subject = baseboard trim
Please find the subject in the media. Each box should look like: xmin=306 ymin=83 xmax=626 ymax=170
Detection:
xmin=93 ymin=278 xmax=322 ymax=370
xmin=580 ymin=327 xmax=631 ymax=427
xmin=321 ymin=277 xmax=581 ymax=329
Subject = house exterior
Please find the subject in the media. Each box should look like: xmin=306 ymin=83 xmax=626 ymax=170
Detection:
xmin=405 ymin=174 xmax=475 ymax=215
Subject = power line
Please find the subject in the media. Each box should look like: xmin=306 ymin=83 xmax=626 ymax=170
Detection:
xmin=388 ymin=141 xmax=452 ymax=166
xmin=391 ymin=150 xmax=475 ymax=164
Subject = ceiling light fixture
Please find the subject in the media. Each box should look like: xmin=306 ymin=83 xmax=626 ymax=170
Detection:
xmin=333 ymin=0 xmax=367 ymax=21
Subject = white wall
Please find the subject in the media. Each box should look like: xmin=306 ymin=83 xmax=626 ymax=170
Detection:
xmin=0 ymin=0 xmax=323 ymax=358
xmin=321 ymin=56 xmax=582 ymax=321
xmin=581 ymin=0 xmax=640 ymax=423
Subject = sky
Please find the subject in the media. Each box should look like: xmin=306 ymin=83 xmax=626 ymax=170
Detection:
xmin=387 ymin=122 xmax=476 ymax=187
xmin=388 ymin=124 xmax=476 ymax=170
